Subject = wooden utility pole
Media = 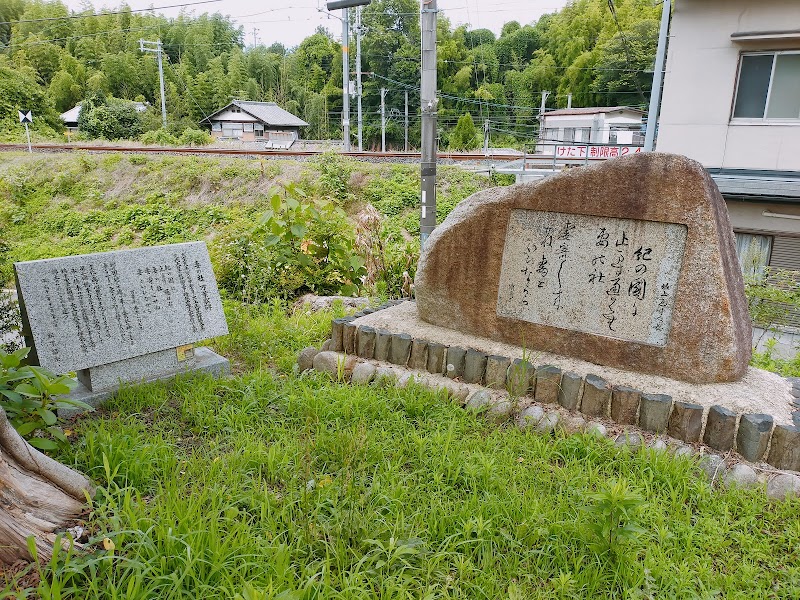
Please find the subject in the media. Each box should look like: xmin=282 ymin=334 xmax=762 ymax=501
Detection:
xmin=380 ymin=87 xmax=387 ymax=152
xmin=419 ymin=0 xmax=437 ymax=244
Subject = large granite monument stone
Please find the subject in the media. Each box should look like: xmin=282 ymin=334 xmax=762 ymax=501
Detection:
xmin=14 ymin=242 xmax=230 ymax=412
xmin=415 ymin=153 xmax=751 ymax=383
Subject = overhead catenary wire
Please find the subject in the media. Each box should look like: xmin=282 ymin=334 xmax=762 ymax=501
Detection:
xmin=0 ymin=0 xmax=223 ymax=26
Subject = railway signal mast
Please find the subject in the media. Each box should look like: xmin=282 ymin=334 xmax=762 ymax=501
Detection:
xmin=326 ymin=0 xmax=372 ymax=152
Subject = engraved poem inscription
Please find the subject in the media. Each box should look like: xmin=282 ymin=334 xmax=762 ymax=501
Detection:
xmin=497 ymin=210 xmax=687 ymax=346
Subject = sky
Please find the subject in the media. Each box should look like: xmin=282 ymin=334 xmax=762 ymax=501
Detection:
xmin=60 ymin=0 xmax=569 ymax=48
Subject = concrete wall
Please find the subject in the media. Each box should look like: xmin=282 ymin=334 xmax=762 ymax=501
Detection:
xmin=657 ymin=0 xmax=800 ymax=169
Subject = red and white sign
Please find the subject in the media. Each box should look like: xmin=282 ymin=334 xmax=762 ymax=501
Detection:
xmin=556 ymin=145 xmax=643 ymax=159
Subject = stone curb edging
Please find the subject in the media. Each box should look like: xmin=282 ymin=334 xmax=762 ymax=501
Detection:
xmin=298 ymin=345 xmax=800 ymax=501
xmin=309 ymin=307 xmax=800 ymax=496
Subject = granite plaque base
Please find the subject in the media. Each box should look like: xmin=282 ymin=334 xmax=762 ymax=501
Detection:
xmin=59 ymin=346 xmax=230 ymax=418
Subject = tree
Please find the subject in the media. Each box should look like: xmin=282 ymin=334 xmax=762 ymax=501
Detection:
xmin=0 ymin=407 xmax=94 ymax=564
xmin=450 ymin=113 xmax=478 ymax=150
xmin=48 ymin=69 xmax=82 ymax=111
xmin=78 ymin=92 xmax=144 ymax=139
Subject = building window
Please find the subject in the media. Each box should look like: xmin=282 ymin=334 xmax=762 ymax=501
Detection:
xmin=541 ymin=128 xmax=556 ymax=141
xmin=563 ymin=127 xmax=575 ymax=142
xmin=254 ymin=124 xmax=264 ymax=138
xmin=211 ymin=123 xmax=222 ymax=132
xmin=735 ymin=232 xmax=772 ymax=280
xmin=609 ymin=130 xmax=618 ymax=144
xmin=243 ymin=122 xmax=254 ymax=132
xmin=577 ymin=128 xmax=591 ymax=143
xmin=733 ymin=51 xmax=800 ymax=119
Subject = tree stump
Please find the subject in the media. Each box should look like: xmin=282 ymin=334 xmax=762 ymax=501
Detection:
xmin=0 ymin=408 xmax=94 ymax=565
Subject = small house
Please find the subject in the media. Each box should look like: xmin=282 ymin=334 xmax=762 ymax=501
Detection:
xmin=200 ymin=101 xmax=309 ymax=147
xmin=537 ymin=106 xmax=645 ymax=156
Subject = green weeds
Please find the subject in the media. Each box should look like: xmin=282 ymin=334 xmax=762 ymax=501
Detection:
xmin=1 ymin=304 xmax=797 ymax=598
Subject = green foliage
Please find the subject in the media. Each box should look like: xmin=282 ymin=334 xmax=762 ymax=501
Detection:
xmin=0 ymin=62 xmax=62 ymax=138
xmin=8 ymin=304 xmax=799 ymax=598
xmin=0 ymin=291 xmax=22 ymax=352
xmin=78 ymin=93 xmax=144 ymax=140
xmin=179 ymin=128 xmax=213 ymax=146
xmin=582 ymin=478 xmax=647 ymax=558
xmin=449 ymin=113 xmax=479 ymax=151
xmin=1 ymin=0 xmax=659 ymax=146
xmin=140 ymin=128 xmax=179 ymax=146
xmin=744 ymin=267 xmax=800 ymax=332
xmin=215 ymin=184 xmax=366 ymax=302
xmin=751 ymin=339 xmax=800 ymax=377
xmin=0 ymin=346 xmax=90 ymax=450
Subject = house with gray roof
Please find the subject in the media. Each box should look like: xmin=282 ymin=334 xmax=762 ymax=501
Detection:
xmin=200 ymin=100 xmax=308 ymax=147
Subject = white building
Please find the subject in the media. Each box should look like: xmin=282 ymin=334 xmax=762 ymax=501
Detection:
xmin=656 ymin=0 xmax=800 ymax=278
xmin=537 ymin=106 xmax=645 ymax=157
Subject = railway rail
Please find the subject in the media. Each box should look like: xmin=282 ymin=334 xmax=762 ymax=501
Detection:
xmin=0 ymin=143 xmax=522 ymax=162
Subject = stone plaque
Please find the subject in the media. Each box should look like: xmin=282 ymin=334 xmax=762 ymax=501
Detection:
xmin=15 ymin=242 xmax=228 ymax=374
xmin=414 ymin=153 xmax=752 ymax=383
xmin=497 ymin=210 xmax=687 ymax=346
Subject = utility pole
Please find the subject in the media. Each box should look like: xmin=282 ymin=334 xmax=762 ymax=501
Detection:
xmin=139 ymin=39 xmax=167 ymax=129
xmin=326 ymin=1 xmax=372 ymax=150
xmin=483 ymin=119 xmax=490 ymax=156
xmin=380 ymin=87 xmax=386 ymax=152
xmin=567 ymin=93 xmax=572 ymax=109
xmin=419 ymin=0 xmax=438 ymax=245
xmin=537 ymin=90 xmax=550 ymax=149
xmin=404 ymin=90 xmax=408 ymax=152
xmin=341 ymin=8 xmax=350 ymax=151
xmin=645 ymin=0 xmax=671 ymax=151
xmin=355 ymin=6 xmax=364 ymax=152
xmin=252 ymin=27 xmax=259 ymax=47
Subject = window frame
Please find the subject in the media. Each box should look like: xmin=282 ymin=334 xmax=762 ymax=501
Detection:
xmin=732 ymin=50 xmax=800 ymax=123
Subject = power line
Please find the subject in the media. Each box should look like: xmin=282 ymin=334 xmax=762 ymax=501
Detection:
xmin=0 ymin=0 xmax=223 ymax=26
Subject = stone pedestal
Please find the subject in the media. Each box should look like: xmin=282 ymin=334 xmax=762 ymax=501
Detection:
xmin=60 ymin=346 xmax=229 ymax=418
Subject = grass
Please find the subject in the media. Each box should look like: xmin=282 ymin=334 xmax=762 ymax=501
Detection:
xmin=3 ymin=302 xmax=799 ymax=599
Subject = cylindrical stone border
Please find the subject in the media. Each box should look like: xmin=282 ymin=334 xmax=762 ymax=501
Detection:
xmin=767 ymin=424 xmax=800 ymax=472
xmin=327 ymin=317 xmax=800 ymax=471
xmin=703 ymin=405 xmax=737 ymax=452
xmin=388 ymin=333 xmax=413 ymax=367
xmin=374 ymin=329 xmax=393 ymax=362
xmin=667 ymin=401 xmax=704 ymax=443
xmin=427 ymin=343 xmax=447 ymax=375
xmin=610 ymin=386 xmax=640 ymax=425
xmin=534 ymin=366 xmax=561 ymax=404
xmin=737 ymin=414 xmax=774 ymax=462
xmin=581 ymin=375 xmax=611 ymax=418
xmin=638 ymin=393 xmax=672 ymax=433
xmin=463 ymin=349 xmax=488 ymax=384
xmin=356 ymin=326 xmax=376 ymax=359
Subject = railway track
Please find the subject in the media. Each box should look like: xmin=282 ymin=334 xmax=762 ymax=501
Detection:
xmin=0 ymin=143 xmax=521 ymax=162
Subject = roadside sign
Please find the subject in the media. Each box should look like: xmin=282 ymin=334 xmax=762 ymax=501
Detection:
xmin=18 ymin=110 xmax=32 ymax=124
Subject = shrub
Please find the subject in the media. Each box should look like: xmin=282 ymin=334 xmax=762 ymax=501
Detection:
xmin=215 ymin=184 xmax=366 ymax=302
xmin=78 ymin=93 xmax=144 ymax=140
xmin=0 ymin=347 xmax=90 ymax=450
xmin=140 ymin=128 xmax=180 ymax=146
xmin=179 ymin=128 xmax=213 ymax=146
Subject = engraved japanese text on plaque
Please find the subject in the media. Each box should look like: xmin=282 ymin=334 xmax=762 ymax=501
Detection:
xmin=496 ymin=210 xmax=687 ymax=346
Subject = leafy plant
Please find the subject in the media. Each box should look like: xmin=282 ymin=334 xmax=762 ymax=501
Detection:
xmin=0 ymin=347 xmax=90 ymax=450
xmin=140 ymin=128 xmax=180 ymax=146
xmin=582 ymin=478 xmax=647 ymax=558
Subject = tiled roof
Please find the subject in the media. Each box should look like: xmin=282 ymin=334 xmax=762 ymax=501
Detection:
xmin=202 ymin=101 xmax=309 ymax=127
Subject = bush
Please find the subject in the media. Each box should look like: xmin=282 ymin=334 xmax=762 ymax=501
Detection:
xmin=214 ymin=184 xmax=366 ymax=302
xmin=78 ymin=93 xmax=144 ymax=140
xmin=0 ymin=347 xmax=90 ymax=450
xmin=179 ymin=128 xmax=213 ymax=146
xmin=140 ymin=128 xmax=180 ymax=146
